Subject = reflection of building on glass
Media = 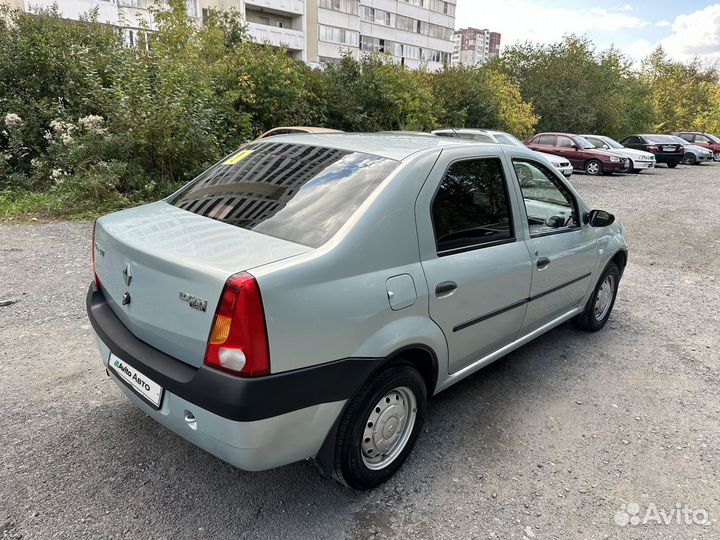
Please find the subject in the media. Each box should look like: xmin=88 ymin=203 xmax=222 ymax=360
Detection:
xmin=175 ymin=143 xmax=348 ymax=229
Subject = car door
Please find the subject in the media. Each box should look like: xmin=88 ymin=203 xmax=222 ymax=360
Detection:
xmin=507 ymin=155 xmax=599 ymax=333
xmin=621 ymin=136 xmax=644 ymax=150
xmin=527 ymin=134 xmax=556 ymax=155
xmin=556 ymin=135 xmax=584 ymax=169
xmin=415 ymin=147 xmax=532 ymax=374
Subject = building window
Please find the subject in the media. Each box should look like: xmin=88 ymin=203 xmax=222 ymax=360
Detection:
xmin=319 ymin=24 xmax=359 ymax=46
xmin=319 ymin=0 xmax=359 ymax=15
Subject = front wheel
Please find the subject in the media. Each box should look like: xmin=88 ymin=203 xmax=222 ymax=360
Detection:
xmin=574 ymin=262 xmax=620 ymax=332
xmin=713 ymin=152 xmax=720 ymax=162
xmin=683 ymin=153 xmax=697 ymax=165
xmin=585 ymin=160 xmax=603 ymax=176
xmin=333 ymin=362 xmax=427 ymax=490
xmin=667 ymin=161 xmax=679 ymax=168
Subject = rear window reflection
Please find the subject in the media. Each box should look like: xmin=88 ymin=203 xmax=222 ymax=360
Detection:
xmin=170 ymin=142 xmax=398 ymax=248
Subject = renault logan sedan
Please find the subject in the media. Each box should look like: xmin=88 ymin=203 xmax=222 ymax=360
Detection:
xmin=87 ymin=134 xmax=627 ymax=490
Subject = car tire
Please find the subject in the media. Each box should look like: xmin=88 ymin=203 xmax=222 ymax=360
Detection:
xmin=333 ymin=362 xmax=427 ymax=490
xmin=683 ymin=153 xmax=697 ymax=165
xmin=667 ymin=161 xmax=679 ymax=168
xmin=713 ymin=153 xmax=720 ymax=162
xmin=574 ymin=261 xmax=620 ymax=332
xmin=585 ymin=160 xmax=603 ymax=176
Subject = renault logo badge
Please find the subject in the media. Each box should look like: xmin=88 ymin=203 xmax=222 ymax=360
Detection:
xmin=122 ymin=263 xmax=133 ymax=286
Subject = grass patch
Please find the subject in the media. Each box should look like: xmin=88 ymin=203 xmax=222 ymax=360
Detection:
xmin=0 ymin=189 xmax=135 ymax=221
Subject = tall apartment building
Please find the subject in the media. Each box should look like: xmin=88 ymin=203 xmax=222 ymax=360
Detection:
xmin=452 ymin=27 xmax=501 ymax=66
xmin=3 ymin=0 xmax=307 ymax=58
xmin=306 ymin=0 xmax=456 ymax=71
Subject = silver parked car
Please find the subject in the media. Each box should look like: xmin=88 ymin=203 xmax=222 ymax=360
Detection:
xmin=432 ymin=128 xmax=574 ymax=177
xmin=581 ymin=134 xmax=656 ymax=173
xmin=87 ymin=134 xmax=627 ymax=489
xmin=668 ymin=135 xmax=714 ymax=165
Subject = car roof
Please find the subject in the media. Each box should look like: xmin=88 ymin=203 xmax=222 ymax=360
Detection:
xmin=537 ymin=132 xmax=577 ymax=137
xmin=253 ymin=132 xmax=480 ymax=161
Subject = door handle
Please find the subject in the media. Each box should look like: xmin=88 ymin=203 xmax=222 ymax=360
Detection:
xmin=435 ymin=281 xmax=457 ymax=296
xmin=536 ymin=257 xmax=551 ymax=270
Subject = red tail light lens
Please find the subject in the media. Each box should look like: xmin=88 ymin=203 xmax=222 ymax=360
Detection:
xmin=204 ymin=272 xmax=270 ymax=377
xmin=648 ymin=145 xmax=660 ymax=152
xmin=92 ymin=219 xmax=101 ymax=289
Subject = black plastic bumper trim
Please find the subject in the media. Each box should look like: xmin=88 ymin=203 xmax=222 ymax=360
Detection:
xmin=86 ymin=285 xmax=384 ymax=422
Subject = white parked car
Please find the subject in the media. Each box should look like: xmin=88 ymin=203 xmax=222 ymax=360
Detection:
xmin=432 ymin=129 xmax=574 ymax=177
xmin=581 ymin=135 xmax=656 ymax=173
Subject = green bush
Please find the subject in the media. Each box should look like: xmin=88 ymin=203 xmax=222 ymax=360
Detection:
xmin=1 ymin=3 xmax=718 ymax=219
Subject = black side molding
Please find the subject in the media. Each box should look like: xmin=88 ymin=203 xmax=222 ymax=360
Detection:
xmin=453 ymin=272 xmax=593 ymax=333
xmin=86 ymin=285 xmax=385 ymax=422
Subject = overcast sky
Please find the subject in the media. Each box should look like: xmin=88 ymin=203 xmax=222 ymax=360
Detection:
xmin=455 ymin=1 xmax=720 ymax=64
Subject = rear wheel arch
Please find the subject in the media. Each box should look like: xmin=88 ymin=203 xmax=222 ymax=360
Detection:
xmin=313 ymin=344 xmax=439 ymax=479
xmin=385 ymin=344 xmax=439 ymax=396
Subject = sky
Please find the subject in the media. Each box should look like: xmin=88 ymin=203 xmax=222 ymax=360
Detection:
xmin=455 ymin=1 xmax=720 ymax=64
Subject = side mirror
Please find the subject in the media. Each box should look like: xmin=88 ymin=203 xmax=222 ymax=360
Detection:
xmin=571 ymin=144 xmax=579 ymax=150
xmin=586 ymin=209 xmax=615 ymax=227
xmin=545 ymin=215 xmax=565 ymax=228
xmin=603 ymin=144 xmax=610 ymax=150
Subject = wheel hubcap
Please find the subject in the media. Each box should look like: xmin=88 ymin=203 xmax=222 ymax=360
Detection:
xmin=587 ymin=163 xmax=599 ymax=174
xmin=361 ymin=386 xmax=417 ymax=470
xmin=593 ymin=274 xmax=616 ymax=322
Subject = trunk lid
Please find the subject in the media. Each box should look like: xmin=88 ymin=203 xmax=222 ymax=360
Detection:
xmin=94 ymin=202 xmax=311 ymax=367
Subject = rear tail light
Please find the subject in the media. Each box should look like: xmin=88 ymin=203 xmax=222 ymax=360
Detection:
xmin=648 ymin=145 xmax=660 ymax=152
xmin=204 ymin=272 xmax=270 ymax=377
xmin=91 ymin=219 xmax=101 ymax=289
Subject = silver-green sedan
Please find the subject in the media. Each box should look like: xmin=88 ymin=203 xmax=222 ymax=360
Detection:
xmin=87 ymin=133 xmax=627 ymax=489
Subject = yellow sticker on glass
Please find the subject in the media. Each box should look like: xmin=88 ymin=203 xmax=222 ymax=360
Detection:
xmin=223 ymin=149 xmax=253 ymax=165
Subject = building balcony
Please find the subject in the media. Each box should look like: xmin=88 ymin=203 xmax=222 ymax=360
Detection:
xmin=246 ymin=22 xmax=304 ymax=51
xmin=244 ymin=0 xmax=304 ymax=16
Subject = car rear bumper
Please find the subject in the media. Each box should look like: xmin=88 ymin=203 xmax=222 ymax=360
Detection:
xmin=86 ymin=284 xmax=383 ymax=470
xmin=654 ymin=154 xmax=683 ymax=164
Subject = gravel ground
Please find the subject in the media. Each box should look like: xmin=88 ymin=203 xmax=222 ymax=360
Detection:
xmin=1 ymin=162 xmax=719 ymax=540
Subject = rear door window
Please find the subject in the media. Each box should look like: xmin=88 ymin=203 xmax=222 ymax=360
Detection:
xmin=431 ymin=158 xmax=515 ymax=254
xmin=170 ymin=142 xmax=398 ymax=248
xmin=536 ymin=135 xmax=555 ymax=146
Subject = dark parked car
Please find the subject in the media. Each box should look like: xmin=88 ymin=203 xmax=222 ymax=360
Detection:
xmin=620 ymin=135 xmax=684 ymax=168
xmin=675 ymin=132 xmax=720 ymax=161
xmin=525 ymin=132 xmax=630 ymax=176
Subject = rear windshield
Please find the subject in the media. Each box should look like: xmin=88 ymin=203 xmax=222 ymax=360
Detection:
xmin=645 ymin=135 xmax=677 ymax=143
xmin=170 ymin=142 xmax=398 ymax=248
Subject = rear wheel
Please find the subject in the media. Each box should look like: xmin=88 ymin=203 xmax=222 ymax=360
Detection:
xmin=683 ymin=153 xmax=697 ymax=165
xmin=574 ymin=262 xmax=620 ymax=332
xmin=667 ymin=161 xmax=679 ymax=168
xmin=333 ymin=362 xmax=427 ymax=490
xmin=585 ymin=160 xmax=603 ymax=176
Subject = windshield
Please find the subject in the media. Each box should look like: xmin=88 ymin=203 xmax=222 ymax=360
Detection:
xmin=706 ymin=134 xmax=720 ymax=143
xmin=575 ymin=136 xmax=596 ymax=150
xmin=601 ymin=137 xmax=625 ymax=149
xmin=170 ymin=142 xmax=399 ymax=248
xmin=494 ymin=133 xmax=524 ymax=147
xmin=670 ymin=136 xmax=689 ymax=145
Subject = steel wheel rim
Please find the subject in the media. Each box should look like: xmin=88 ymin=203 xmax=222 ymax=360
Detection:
xmin=594 ymin=274 xmax=616 ymax=322
xmin=587 ymin=162 xmax=600 ymax=175
xmin=361 ymin=386 xmax=417 ymax=470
